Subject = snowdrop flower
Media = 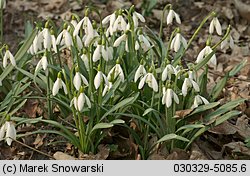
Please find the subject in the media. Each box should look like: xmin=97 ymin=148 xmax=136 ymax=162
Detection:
xmin=56 ymin=24 xmax=73 ymax=48
xmin=52 ymin=73 xmax=68 ymax=96
xmin=93 ymin=42 xmax=111 ymax=62
xmin=132 ymin=11 xmax=145 ymax=28
xmin=51 ymin=32 xmax=58 ymax=53
xmin=170 ymin=32 xmax=187 ymax=52
xmin=107 ymin=62 xmax=125 ymax=82
xmin=138 ymin=71 xmax=158 ymax=92
xmin=3 ymin=48 xmax=16 ymax=68
xmin=0 ymin=121 xmax=16 ymax=146
xmin=162 ymin=64 xmax=177 ymax=81
xmin=113 ymin=12 xmax=127 ymax=33
xmin=77 ymin=89 xmax=91 ymax=111
xmin=136 ymin=33 xmax=151 ymax=52
xmin=70 ymin=96 xmax=78 ymax=110
xmin=0 ymin=0 xmax=6 ymax=9
xmin=162 ymin=87 xmax=179 ymax=108
xmin=191 ymin=95 xmax=209 ymax=109
xmin=73 ymin=68 xmax=89 ymax=91
xmin=73 ymin=15 xmax=94 ymax=37
xmin=167 ymin=9 xmax=181 ymax=25
xmin=35 ymin=55 xmax=48 ymax=72
xmin=114 ymin=33 xmax=127 ymax=47
xmin=209 ymin=17 xmax=222 ymax=35
xmin=134 ymin=64 xmax=146 ymax=82
xmin=94 ymin=66 xmax=109 ymax=89
xmin=182 ymin=77 xmax=200 ymax=97
xmin=81 ymin=53 xmax=89 ymax=71
xmin=221 ymin=34 xmax=234 ymax=50
xmin=102 ymin=82 xmax=113 ymax=96
xmin=42 ymin=25 xmax=52 ymax=50
xmin=33 ymin=31 xmax=43 ymax=54
xmin=196 ymin=45 xmax=217 ymax=67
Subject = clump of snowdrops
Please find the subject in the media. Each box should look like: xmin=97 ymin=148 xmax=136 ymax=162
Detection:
xmin=0 ymin=4 xmax=246 ymax=159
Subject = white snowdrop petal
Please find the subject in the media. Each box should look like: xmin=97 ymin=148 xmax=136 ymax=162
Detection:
xmin=6 ymin=122 xmax=16 ymax=146
xmin=114 ymin=34 xmax=126 ymax=47
xmin=0 ymin=123 xmax=6 ymax=141
xmin=85 ymin=94 xmax=91 ymax=108
xmin=76 ymin=35 xmax=83 ymax=50
xmin=73 ymin=72 xmax=81 ymax=90
xmin=61 ymin=81 xmax=68 ymax=94
xmin=162 ymin=67 xmax=168 ymax=81
xmin=56 ymin=32 xmax=63 ymax=45
xmin=94 ymin=72 xmax=102 ymax=89
xmin=102 ymin=15 xmax=111 ymax=25
xmin=162 ymin=91 xmax=167 ymax=105
xmin=191 ymin=80 xmax=200 ymax=92
xmin=200 ymin=96 xmax=209 ymax=104
xmin=209 ymin=19 xmax=214 ymax=34
xmin=93 ymin=45 xmax=101 ymax=62
xmin=174 ymin=34 xmax=181 ymax=52
xmin=3 ymin=52 xmax=8 ymax=68
xmin=215 ymin=18 xmax=222 ymax=35
xmin=64 ymin=30 xmax=73 ymax=47
xmin=138 ymin=75 xmax=147 ymax=89
xmin=102 ymin=73 xmax=109 ymax=86
xmin=166 ymin=89 xmax=172 ymax=108
xmin=167 ymin=10 xmax=174 ymax=24
xmin=196 ymin=47 xmax=206 ymax=63
xmin=80 ymin=74 xmax=89 ymax=86
xmin=135 ymin=12 xmax=146 ymax=22
xmin=182 ymin=78 xmax=189 ymax=96
xmin=151 ymin=74 xmax=158 ymax=92
xmin=77 ymin=93 xmax=85 ymax=111
xmin=52 ymin=79 xmax=60 ymax=96
xmin=173 ymin=91 xmax=179 ymax=104
xmin=73 ymin=18 xmax=84 ymax=37
xmin=174 ymin=12 xmax=181 ymax=24
xmin=43 ymin=28 xmax=52 ymax=49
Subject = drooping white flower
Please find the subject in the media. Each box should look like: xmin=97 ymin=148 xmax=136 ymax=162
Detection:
xmin=32 ymin=31 xmax=43 ymax=54
xmin=114 ymin=33 xmax=127 ymax=47
xmin=107 ymin=64 xmax=125 ymax=82
xmin=166 ymin=9 xmax=181 ymax=25
xmin=191 ymin=95 xmax=209 ymax=109
xmin=102 ymin=82 xmax=113 ymax=96
xmin=94 ymin=71 xmax=109 ymax=89
xmin=73 ymin=71 xmax=89 ymax=91
xmin=3 ymin=49 xmax=16 ymax=68
xmin=35 ymin=55 xmax=48 ymax=72
xmin=170 ymin=33 xmax=187 ymax=52
xmin=76 ymin=35 xmax=83 ymax=50
xmin=162 ymin=88 xmax=179 ymax=108
xmin=209 ymin=17 xmax=222 ymax=36
xmin=102 ymin=13 xmax=116 ymax=36
xmin=196 ymin=46 xmax=217 ymax=67
xmin=137 ymin=34 xmax=151 ymax=52
xmin=70 ymin=96 xmax=78 ymax=110
xmin=221 ymin=34 xmax=234 ymax=50
xmin=81 ymin=53 xmax=89 ymax=71
xmin=182 ymin=78 xmax=200 ymax=97
xmin=52 ymin=76 xmax=68 ymax=96
xmin=0 ymin=121 xmax=16 ymax=146
xmin=42 ymin=28 xmax=52 ymax=50
xmin=77 ymin=92 xmax=91 ymax=111
xmin=132 ymin=11 xmax=145 ymax=28
xmin=162 ymin=64 xmax=177 ymax=81
xmin=73 ymin=16 xmax=94 ymax=37
xmin=134 ymin=64 xmax=147 ymax=82
xmin=51 ymin=34 xmax=58 ymax=53
xmin=138 ymin=73 xmax=158 ymax=92
xmin=56 ymin=29 xmax=73 ymax=48
xmin=92 ymin=44 xmax=111 ymax=62
xmin=113 ymin=14 xmax=127 ymax=33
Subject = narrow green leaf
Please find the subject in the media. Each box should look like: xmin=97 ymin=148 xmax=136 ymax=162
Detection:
xmin=9 ymin=99 xmax=27 ymax=116
xmin=110 ymin=119 xmax=125 ymax=124
xmin=229 ymin=59 xmax=247 ymax=77
xmin=143 ymin=107 xmax=160 ymax=116
xmin=187 ymin=102 xmax=220 ymax=117
xmin=204 ymin=98 xmax=245 ymax=122
xmin=176 ymin=124 xmax=205 ymax=133
xmin=157 ymin=134 xmax=189 ymax=143
xmin=209 ymin=73 xmax=229 ymax=101
xmin=214 ymin=110 xmax=241 ymax=126
xmin=91 ymin=123 xmax=113 ymax=133
xmin=101 ymin=93 xmax=139 ymax=121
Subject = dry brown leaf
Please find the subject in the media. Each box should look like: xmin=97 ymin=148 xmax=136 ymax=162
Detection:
xmin=189 ymin=142 xmax=208 ymax=160
xmin=33 ymin=134 xmax=46 ymax=149
xmin=23 ymin=99 xmax=39 ymax=118
xmin=53 ymin=151 xmax=77 ymax=160
xmin=236 ymin=115 xmax=250 ymax=139
xmin=223 ymin=141 xmax=250 ymax=157
xmin=175 ymin=109 xmax=193 ymax=119
xmin=234 ymin=0 xmax=250 ymax=21
xmin=208 ymin=121 xmax=237 ymax=135
xmin=166 ymin=148 xmax=189 ymax=160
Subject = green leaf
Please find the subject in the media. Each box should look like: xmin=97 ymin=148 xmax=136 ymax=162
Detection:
xmin=157 ymin=134 xmax=189 ymax=143
xmin=143 ymin=107 xmax=160 ymax=116
xmin=9 ymin=99 xmax=27 ymax=116
xmin=91 ymin=123 xmax=113 ymax=133
xmin=229 ymin=59 xmax=247 ymax=77
xmin=187 ymin=102 xmax=220 ymax=117
xmin=110 ymin=119 xmax=125 ymax=124
xmin=209 ymin=73 xmax=229 ymax=102
xmin=204 ymin=98 xmax=246 ymax=122
xmin=101 ymin=93 xmax=139 ymax=121
xmin=176 ymin=124 xmax=205 ymax=133
xmin=214 ymin=110 xmax=241 ymax=126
